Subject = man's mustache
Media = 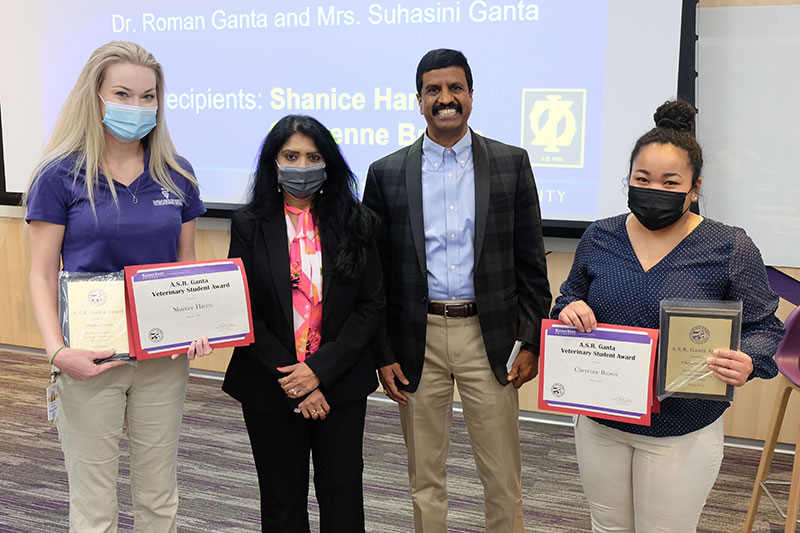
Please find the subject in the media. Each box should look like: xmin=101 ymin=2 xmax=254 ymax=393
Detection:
xmin=433 ymin=102 xmax=462 ymax=114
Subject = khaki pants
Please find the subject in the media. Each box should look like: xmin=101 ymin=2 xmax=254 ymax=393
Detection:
xmin=55 ymin=356 xmax=189 ymax=533
xmin=574 ymin=415 xmax=724 ymax=533
xmin=399 ymin=312 xmax=523 ymax=533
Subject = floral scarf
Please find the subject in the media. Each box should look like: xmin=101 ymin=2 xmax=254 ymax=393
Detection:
xmin=285 ymin=204 xmax=323 ymax=361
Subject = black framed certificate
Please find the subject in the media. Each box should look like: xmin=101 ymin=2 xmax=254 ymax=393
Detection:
xmin=657 ymin=299 xmax=742 ymax=401
xmin=58 ymin=271 xmax=132 ymax=362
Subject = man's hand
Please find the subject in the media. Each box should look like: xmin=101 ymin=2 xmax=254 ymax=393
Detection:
xmin=507 ymin=349 xmax=538 ymax=389
xmin=379 ymin=363 xmax=410 ymax=404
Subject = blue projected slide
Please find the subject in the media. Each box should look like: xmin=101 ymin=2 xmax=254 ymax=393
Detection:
xmin=27 ymin=1 xmax=682 ymax=221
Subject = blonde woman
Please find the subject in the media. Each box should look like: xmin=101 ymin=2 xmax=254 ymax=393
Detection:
xmin=25 ymin=41 xmax=210 ymax=532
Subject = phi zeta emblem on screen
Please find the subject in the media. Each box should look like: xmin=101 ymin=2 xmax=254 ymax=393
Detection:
xmin=521 ymin=89 xmax=586 ymax=168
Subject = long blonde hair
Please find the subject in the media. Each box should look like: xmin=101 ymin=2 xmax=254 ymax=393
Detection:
xmin=24 ymin=41 xmax=197 ymax=209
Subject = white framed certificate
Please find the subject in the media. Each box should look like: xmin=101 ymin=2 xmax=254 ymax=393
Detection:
xmin=538 ymin=319 xmax=659 ymax=426
xmin=124 ymin=259 xmax=254 ymax=359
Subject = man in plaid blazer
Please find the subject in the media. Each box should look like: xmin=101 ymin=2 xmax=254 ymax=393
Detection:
xmin=362 ymin=49 xmax=551 ymax=532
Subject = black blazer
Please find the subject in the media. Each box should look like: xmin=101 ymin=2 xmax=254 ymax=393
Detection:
xmin=362 ymin=131 xmax=552 ymax=390
xmin=222 ymin=208 xmax=382 ymax=414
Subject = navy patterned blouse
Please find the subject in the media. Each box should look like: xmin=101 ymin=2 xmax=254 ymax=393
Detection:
xmin=551 ymin=214 xmax=785 ymax=437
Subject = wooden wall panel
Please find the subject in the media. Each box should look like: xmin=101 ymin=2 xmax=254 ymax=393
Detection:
xmin=3 ymin=216 xmax=799 ymax=441
xmin=0 ymin=218 xmax=40 ymax=348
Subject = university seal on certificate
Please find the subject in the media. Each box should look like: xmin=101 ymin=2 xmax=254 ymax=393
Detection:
xmin=657 ymin=299 xmax=742 ymax=401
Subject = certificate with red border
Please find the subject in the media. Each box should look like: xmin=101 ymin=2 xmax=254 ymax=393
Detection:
xmin=124 ymin=259 xmax=254 ymax=360
xmin=538 ymin=319 xmax=659 ymax=426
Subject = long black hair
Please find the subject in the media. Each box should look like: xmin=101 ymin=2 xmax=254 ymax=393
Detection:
xmin=244 ymin=114 xmax=378 ymax=281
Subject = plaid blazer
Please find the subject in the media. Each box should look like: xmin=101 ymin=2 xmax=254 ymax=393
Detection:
xmin=363 ymin=131 xmax=551 ymax=391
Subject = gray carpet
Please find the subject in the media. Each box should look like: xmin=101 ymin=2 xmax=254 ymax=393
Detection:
xmin=0 ymin=349 xmax=794 ymax=532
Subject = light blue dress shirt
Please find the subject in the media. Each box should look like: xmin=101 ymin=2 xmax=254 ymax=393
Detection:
xmin=421 ymin=132 xmax=476 ymax=301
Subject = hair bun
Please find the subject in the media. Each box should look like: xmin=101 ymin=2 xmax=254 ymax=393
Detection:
xmin=653 ymin=100 xmax=696 ymax=132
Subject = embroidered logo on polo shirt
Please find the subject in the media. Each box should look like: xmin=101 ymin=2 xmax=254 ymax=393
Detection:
xmin=153 ymin=187 xmax=183 ymax=206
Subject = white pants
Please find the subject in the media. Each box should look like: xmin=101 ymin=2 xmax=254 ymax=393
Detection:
xmin=574 ymin=415 xmax=724 ymax=533
xmin=55 ymin=356 xmax=189 ymax=533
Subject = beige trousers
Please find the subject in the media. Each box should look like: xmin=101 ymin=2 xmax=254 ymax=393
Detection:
xmin=399 ymin=312 xmax=524 ymax=533
xmin=574 ymin=415 xmax=724 ymax=533
xmin=55 ymin=355 xmax=189 ymax=533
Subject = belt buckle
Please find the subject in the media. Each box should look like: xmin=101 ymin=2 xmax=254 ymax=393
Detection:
xmin=443 ymin=303 xmax=461 ymax=318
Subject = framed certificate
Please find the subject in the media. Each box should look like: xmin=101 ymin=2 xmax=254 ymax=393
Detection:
xmin=657 ymin=299 xmax=741 ymax=401
xmin=124 ymin=259 xmax=255 ymax=359
xmin=538 ymin=319 xmax=659 ymax=425
xmin=58 ymin=271 xmax=132 ymax=362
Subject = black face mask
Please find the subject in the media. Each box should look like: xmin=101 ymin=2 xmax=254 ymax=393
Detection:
xmin=276 ymin=162 xmax=327 ymax=200
xmin=627 ymin=186 xmax=690 ymax=231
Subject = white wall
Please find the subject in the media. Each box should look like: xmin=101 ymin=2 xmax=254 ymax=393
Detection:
xmin=697 ymin=5 xmax=800 ymax=267
xmin=0 ymin=3 xmax=43 ymax=193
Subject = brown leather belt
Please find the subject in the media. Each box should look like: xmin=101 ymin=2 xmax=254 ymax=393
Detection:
xmin=427 ymin=301 xmax=478 ymax=318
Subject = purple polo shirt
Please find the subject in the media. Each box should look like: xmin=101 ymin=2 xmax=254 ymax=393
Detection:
xmin=26 ymin=153 xmax=206 ymax=273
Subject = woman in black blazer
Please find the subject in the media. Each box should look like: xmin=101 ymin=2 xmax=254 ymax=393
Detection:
xmin=223 ymin=115 xmax=383 ymax=533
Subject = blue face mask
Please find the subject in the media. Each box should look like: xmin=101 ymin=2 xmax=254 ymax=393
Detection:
xmin=99 ymin=96 xmax=158 ymax=143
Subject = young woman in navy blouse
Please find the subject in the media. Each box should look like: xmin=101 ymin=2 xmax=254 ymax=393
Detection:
xmin=552 ymin=100 xmax=785 ymax=532
xmin=25 ymin=41 xmax=211 ymax=532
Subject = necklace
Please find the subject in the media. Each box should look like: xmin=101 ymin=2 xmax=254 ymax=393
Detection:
xmin=125 ymin=178 xmax=142 ymax=204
